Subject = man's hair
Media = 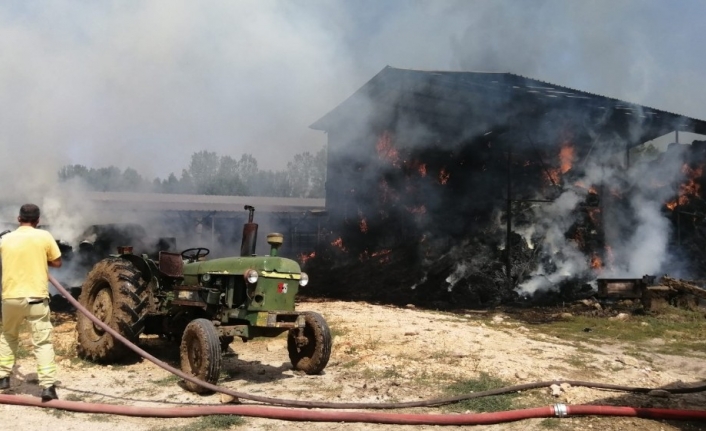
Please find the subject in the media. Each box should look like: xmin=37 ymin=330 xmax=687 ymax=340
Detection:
xmin=19 ymin=203 xmax=40 ymax=223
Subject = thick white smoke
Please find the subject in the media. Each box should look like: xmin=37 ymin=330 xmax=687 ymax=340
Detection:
xmin=519 ymin=140 xmax=687 ymax=294
xmin=519 ymin=189 xmax=590 ymax=294
xmin=624 ymin=196 xmax=671 ymax=275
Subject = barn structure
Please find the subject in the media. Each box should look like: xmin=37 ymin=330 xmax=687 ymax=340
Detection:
xmin=82 ymin=192 xmax=326 ymax=256
xmin=0 ymin=192 xmax=325 ymax=259
xmin=308 ymin=66 xmax=706 ymax=304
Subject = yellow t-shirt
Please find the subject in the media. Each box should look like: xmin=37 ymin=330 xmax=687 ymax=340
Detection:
xmin=0 ymin=226 xmax=61 ymax=299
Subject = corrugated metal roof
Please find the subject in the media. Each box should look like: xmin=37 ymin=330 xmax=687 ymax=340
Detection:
xmin=85 ymin=192 xmax=325 ymax=214
xmin=311 ymin=66 xmax=706 ymax=140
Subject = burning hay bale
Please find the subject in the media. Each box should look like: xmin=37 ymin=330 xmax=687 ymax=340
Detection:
xmin=307 ymin=68 xmax=706 ymax=308
xmin=306 ymin=133 xmax=706 ymax=309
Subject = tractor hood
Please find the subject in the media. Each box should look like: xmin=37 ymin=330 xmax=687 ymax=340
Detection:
xmin=183 ymin=256 xmax=302 ymax=278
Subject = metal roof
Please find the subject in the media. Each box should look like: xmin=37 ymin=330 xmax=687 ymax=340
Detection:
xmin=85 ymin=192 xmax=325 ymax=214
xmin=311 ymin=66 xmax=706 ymax=143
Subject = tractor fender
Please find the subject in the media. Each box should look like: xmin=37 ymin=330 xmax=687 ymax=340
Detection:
xmin=120 ymin=253 xmax=157 ymax=283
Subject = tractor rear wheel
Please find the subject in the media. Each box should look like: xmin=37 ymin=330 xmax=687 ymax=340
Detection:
xmin=287 ymin=311 xmax=332 ymax=374
xmin=180 ymin=318 xmax=222 ymax=393
xmin=76 ymin=258 xmax=149 ymax=362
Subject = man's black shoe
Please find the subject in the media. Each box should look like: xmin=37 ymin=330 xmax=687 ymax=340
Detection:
xmin=0 ymin=377 xmax=9 ymax=389
xmin=41 ymin=385 xmax=58 ymax=401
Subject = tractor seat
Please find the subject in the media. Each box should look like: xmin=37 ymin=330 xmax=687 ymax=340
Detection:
xmin=158 ymin=251 xmax=184 ymax=280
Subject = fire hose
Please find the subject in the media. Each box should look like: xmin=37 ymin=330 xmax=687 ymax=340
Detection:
xmin=0 ymin=274 xmax=703 ymax=425
xmin=1 ymin=394 xmax=706 ymax=424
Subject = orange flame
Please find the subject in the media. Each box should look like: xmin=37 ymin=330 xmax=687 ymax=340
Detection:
xmin=679 ymin=164 xmax=702 ymax=203
xmin=374 ymin=250 xmax=392 ymax=264
xmin=667 ymin=163 xmax=704 ymax=209
xmin=439 ymin=167 xmax=450 ymax=185
xmin=545 ymin=144 xmax=575 ymax=185
xmin=299 ymin=251 xmax=316 ymax=264
xmin=590 ymin=253 xmax=602 ymax=271
xmin=418 ymin=163 xmax=427 ymax=177
xmin=375 ymin=131 xmax=400 ymax=166
xmin=559 ymin=144 xmax=575 ymax=174
xmin=331 ymin=237 xmax=347 ymax=252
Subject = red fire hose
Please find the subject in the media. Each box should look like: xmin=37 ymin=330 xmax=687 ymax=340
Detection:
xmin=1 ymin=274 xmax=704 ymax=426
xmin=2 ymin=395 xmax=706 ymax=425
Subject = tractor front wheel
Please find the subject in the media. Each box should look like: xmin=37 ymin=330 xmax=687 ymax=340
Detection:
xmin=287 ymin=312 xmax=332 ymax=374
xmin=180 ymin=318 xmax=222 ymax=393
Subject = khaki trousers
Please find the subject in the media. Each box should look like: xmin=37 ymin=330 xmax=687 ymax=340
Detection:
xmin=0 ymin=298 xmax=57 ymax=388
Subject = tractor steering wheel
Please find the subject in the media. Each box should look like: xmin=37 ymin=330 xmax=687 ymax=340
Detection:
xmin=181 ymin=247 xmax=210 ymax=262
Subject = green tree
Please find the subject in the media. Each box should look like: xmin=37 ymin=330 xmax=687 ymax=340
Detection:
xmin=160 ymin=172 xmax=181 ymax=193
xmin=58 ymin=164 xmax=90 ymax=181
xmin=188 ymin=151 xmax=219 ymax=193
xmin=251 ymin=170 xmax=289 ymax=197
xmin=120 ymin=167 xmax=146 ymax=191
xmin=178 ymin=169 xmax=195 ymax=194
xmin=311 ymin=146 xmax=327 ymax=198
xmin=57 ymin=145 xmax=328 ymax=197
xmin=186 ymin=152 xmax=253 ymax=196
xmin=90 ymin=166 xmax=122 ymax=191
xmin=238 ymin=154 xmax=258 ymax=176
xmin=286 ymin=147 xmax=327 ymax=198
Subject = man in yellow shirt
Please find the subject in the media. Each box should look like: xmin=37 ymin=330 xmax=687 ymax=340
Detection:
xmin=0 ymin=204 xmax=62 ymax=401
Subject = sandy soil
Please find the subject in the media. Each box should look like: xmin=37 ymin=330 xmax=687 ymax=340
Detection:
xmin=1 ymin=299 xmax=706 ymax=431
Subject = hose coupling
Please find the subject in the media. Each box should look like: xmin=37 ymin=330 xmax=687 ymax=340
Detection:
xmin=553 ymin=403 xmax=568 ymax=418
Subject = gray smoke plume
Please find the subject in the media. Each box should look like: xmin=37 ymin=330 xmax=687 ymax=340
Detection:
xmin=1 ymin=1 xmax=705 ymax=292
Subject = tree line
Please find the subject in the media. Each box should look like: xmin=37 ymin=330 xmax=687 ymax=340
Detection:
xmin=58 ymin=148 xmax=327 ymax=198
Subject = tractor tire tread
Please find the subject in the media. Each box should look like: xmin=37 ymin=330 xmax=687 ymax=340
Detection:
xmin=180 ymin=318 xmax=222 ymax=393
xmin=76 ymin=258 xmax=150 ymax=362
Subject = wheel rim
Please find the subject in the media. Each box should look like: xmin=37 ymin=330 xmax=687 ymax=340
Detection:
xmin=299 ymin=329 xmax=314 ymax=357
xmin=91 ymin=287 xmax=113 ymax=334
xmin=290 ymin=322 xmax=316 ymax=363
xmin=288 ymin=312 xmax=332 ymax=374
xmin=187 ymin=336 xmax=203 ymax=373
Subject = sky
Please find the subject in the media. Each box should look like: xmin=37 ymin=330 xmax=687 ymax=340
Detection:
xmin=1 ymin=0 xmax=705 ymax=195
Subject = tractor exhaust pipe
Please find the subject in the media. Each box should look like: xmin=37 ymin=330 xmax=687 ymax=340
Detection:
xmin=240 ymin=205 xmax=258 ymax=257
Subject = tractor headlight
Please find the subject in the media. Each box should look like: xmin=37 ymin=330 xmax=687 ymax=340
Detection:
xmin=202 ymin=273 xmax=211 ymax=282
xmin=245 ymin=269 xmax=259 ymax=284
xmin=299 ymin=272 xmax=309 ymax=287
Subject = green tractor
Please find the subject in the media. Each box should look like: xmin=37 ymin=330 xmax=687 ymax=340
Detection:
xmin=75 ymin=206 xmax=332 ymax=393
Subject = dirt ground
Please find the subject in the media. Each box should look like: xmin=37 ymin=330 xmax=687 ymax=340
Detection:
xmin=1 ymin=299 xmax=706 ymax=431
